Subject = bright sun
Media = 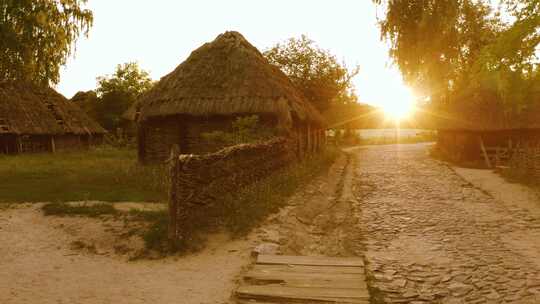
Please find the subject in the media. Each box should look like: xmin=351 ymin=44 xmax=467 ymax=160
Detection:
xmin=381 ymin=88 xmax=416 ymax=121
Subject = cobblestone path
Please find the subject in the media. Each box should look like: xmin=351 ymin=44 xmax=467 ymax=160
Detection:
xmin=353 ymin=144 xmax=540 ymax=304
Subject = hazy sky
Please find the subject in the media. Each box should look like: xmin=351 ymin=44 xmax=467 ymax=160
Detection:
xmin=58 ymin=0 xmax=413 ymax=110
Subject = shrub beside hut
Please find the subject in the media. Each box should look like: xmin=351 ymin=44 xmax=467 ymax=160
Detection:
xmin=129 ymin=31 xmax=325 ymax=163
xmin=0 ymin=81 xmax=106 ymax=154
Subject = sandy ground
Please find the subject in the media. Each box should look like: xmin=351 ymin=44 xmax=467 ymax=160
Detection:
xmin=0 ymin=154 xmax=353 ymax=304
xmin=453 ymin=167 xmax=540 ymax=217
xmin=0 ymin=204 xmax=255 ymax=304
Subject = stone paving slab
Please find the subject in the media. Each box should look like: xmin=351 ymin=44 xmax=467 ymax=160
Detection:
xmin=353 ymin=144 xmax=540 ymax=304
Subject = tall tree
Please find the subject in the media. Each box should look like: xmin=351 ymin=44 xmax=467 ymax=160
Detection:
xmin=373 ymin=0 xmax=539 ymax=113
xmin=0 ymin=0 xmax=93 ymax=85
xmin=96 ymin=62 xmax=154 ymax=99
xmin=264 ymin=35 xmax=359 ymax=112
xmin=94 ymin=62 xmax=154 ymax=131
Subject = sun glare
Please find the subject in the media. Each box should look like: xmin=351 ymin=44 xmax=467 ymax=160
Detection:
xmin=381 ymin=88 xmax=416 ymax=122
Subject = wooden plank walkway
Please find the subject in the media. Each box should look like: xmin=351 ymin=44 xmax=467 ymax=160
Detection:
xmin=236 ymin=255 xmax=370 ymax=304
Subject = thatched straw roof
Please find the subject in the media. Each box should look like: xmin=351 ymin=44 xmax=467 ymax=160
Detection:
xmin=71 ymin=90 xmax=98 ymax=104
xmin=70 ymin=90 xmax=99 ymax=119
xmin=132 ymin=31 xmax=325 ymax=127
xmin=0 ymin=81 xmax=106 ymax=135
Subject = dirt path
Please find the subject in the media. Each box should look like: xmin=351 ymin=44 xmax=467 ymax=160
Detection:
xmin=353 ymin=143 xmax=540 ymax=303
xmin=253 ymin=152 xmax=361 ymax=257
xmin=0 ymin=205 xmax=253 ymax=304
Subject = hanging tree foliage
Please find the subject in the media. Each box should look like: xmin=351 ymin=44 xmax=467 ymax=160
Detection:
xmin=93 ymin=62 xmax=154 ymax=131
xmin=264 ymin=35 xmax=359 ymax=113
xmin=373 ymin=0 xmax=539 ymax=119
xmin=0 ymin=0 xmax=93 ymax=85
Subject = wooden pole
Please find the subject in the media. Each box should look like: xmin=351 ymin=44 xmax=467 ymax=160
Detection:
xmin=298 ymin=128 xmax=302 ymax=158
xmin=311 ymin=127 xmax=315 ymax=152
xmin=307 ymin=124 xmax=312 ymax=153
xmin=137 ymin=124 xmax=146 ymax=164
xmin=167 ymin=145 xmax=181 ymax=248
xmin=319 ymin=130 xmax=323 ymax=150
xmin=479 ymin=135 xmax=492 ymax=168
xmin=17 ymin=136 xmax=22 ymax=154
xmin=301 ymin=125 xmax=306 ymax=156
xmin=315 ymin=128 xmax=319 ymax=151
xmin=50 ymin=136 xmax=56 ymax=153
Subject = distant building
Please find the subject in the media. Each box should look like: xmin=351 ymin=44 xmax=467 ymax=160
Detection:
xmin=0 ymin=81 xmax=106 ymax=154
xmin=70 ymin=90 xmax=98 ymax=118
xmin=128 ymin=31 xmax=325 ymax=163
xmin=435 ymin=101 xmax=540 ymax=165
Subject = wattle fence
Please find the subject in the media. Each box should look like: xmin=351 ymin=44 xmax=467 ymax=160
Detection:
xmin=508 ymin=145 xmax=540 ymax=178
xmin=167 ymin=137 xmax=294 ymax=244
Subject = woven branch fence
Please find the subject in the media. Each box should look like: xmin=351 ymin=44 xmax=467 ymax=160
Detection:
xmin=508 ymin=145 xmax=540 ymax=179
xmin=167 ymin=137 xmax=294 ymax=244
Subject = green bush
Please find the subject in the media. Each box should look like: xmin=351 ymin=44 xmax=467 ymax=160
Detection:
xmin=201 ymin=115 xmax=276 ymax=147
xmin=42 ymin=202 xmax=118 ymax=217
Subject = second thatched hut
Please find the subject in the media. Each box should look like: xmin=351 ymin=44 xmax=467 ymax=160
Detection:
xmin=131 ymin=31 xmax=325 ymax=163
xmin=0 ymin=81 xmax=106 ymax=154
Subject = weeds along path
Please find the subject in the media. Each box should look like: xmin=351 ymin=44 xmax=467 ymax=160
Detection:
xmin=253 ymin=151 xmax=362 ymax=257
xmin=353 ymin=143 xmax=540 ymax=304
xmin=0 ymin=204 xmax=253 ymax=304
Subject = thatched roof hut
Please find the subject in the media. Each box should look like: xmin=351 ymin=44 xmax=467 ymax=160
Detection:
xmin=71 ymin=90 xmax=98 ymax=109
xmin=71 ymin=90 xmax=98 ymax=104
xmin=133 ymin=31 xmax=326 ymax=162
xmin=70 ymin=90 xmax=99 ymax=121
xmin=0 ymin=81 xmax=106 ymax=154
xmin=131 ymin=31 xmax=324 ymax=127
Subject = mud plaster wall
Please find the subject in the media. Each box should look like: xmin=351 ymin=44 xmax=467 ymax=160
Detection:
xmin=138 ymin=115 xmax=279 ymax=163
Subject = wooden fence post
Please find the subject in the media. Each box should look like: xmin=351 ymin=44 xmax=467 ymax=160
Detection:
xmin=167 ymin=145 xmax=181 ymax=246
xmin=314 ymin=130 xmax=318 ymax=151
xmin=16 ymin=136 xmax=22 ymax=154
xmin=50 ymin=136 xmax=56 ymax=153
xmin=479 ymin=135 xmax=492 ymax=168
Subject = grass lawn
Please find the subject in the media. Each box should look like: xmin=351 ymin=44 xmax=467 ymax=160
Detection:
xmin=13 ymin=146 xmax=339 ymax=253
xmin=0 ymin=147 xmax=168 ymax=203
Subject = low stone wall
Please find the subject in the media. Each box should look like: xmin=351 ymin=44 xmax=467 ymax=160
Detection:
xmin=168 ymin=137 xmax=294 ymax=244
